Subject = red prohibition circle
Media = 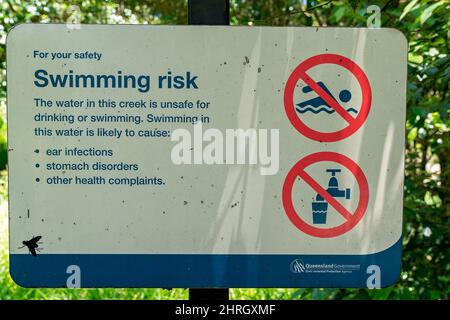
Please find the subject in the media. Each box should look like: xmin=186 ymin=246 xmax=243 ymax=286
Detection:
xmin=284 ymin=54 xmax=372 ymax=142
xmin=282 ymin=152 xmax=369 ymax=238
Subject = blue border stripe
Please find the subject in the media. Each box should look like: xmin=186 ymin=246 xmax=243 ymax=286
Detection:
xmin=10 ymin=238 xmax=401 ymax=288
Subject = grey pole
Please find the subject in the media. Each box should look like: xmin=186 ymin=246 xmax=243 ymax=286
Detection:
xmin=188 ymin=0 xmax=230 ymax=25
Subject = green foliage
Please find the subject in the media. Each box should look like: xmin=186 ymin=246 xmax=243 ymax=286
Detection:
xmin=0 ymin=0 xmax=448 ymax=300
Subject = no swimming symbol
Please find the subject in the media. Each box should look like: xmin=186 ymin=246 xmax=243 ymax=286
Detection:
xmin=284 ymin=54 xmax=372 ymax=142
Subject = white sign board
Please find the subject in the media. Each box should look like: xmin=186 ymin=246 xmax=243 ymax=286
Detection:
xmin=7 ymin=24 xmax=406 ymax=288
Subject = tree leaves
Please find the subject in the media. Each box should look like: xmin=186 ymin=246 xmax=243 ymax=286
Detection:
xmin=400 ymin=0 xmax=419 ymax=21
xmin=420 ymin=1 xmax=446 ymax=25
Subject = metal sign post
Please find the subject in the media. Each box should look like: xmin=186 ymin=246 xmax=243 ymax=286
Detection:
xmin=187 ymin=0 xmax=230 ymax=301
xmin=188 ymin=0 xmax=229 ymax=25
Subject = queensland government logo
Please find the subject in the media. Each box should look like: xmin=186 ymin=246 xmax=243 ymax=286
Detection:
xmin=290 ymin=259 xmax=306 ymax=273
xmin=290 ymin=259 xmax=360 ymax=274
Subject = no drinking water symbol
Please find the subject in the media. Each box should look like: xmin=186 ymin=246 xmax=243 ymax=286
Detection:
xmin=284 ymin=53 xmax=372 ymax=142
xmin=282 ymin=152 xmax=369 ymax=238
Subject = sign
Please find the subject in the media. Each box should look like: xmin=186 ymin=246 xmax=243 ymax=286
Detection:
xmin=282 ymin=152 xmax=369 ymax=238
xmin=7 ymin=24 xmax=407 ymax=288
xmin=284 ymin=54 xmax=372 ymax=142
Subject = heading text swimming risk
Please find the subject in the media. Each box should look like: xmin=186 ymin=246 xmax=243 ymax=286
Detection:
xmin=33 ymin=69 xmax=199 ymax=93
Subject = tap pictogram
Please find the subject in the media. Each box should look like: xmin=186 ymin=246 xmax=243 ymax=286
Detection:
xmin=311 ymin=169 xmax=351 ymax=224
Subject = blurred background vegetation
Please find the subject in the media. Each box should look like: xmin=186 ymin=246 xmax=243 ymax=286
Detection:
xmin=0 ymin=0 xmax=448 ymax=300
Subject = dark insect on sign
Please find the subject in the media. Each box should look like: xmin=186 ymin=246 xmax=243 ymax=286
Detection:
xmin=20 ymin=236 xmax=43 ymax=256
